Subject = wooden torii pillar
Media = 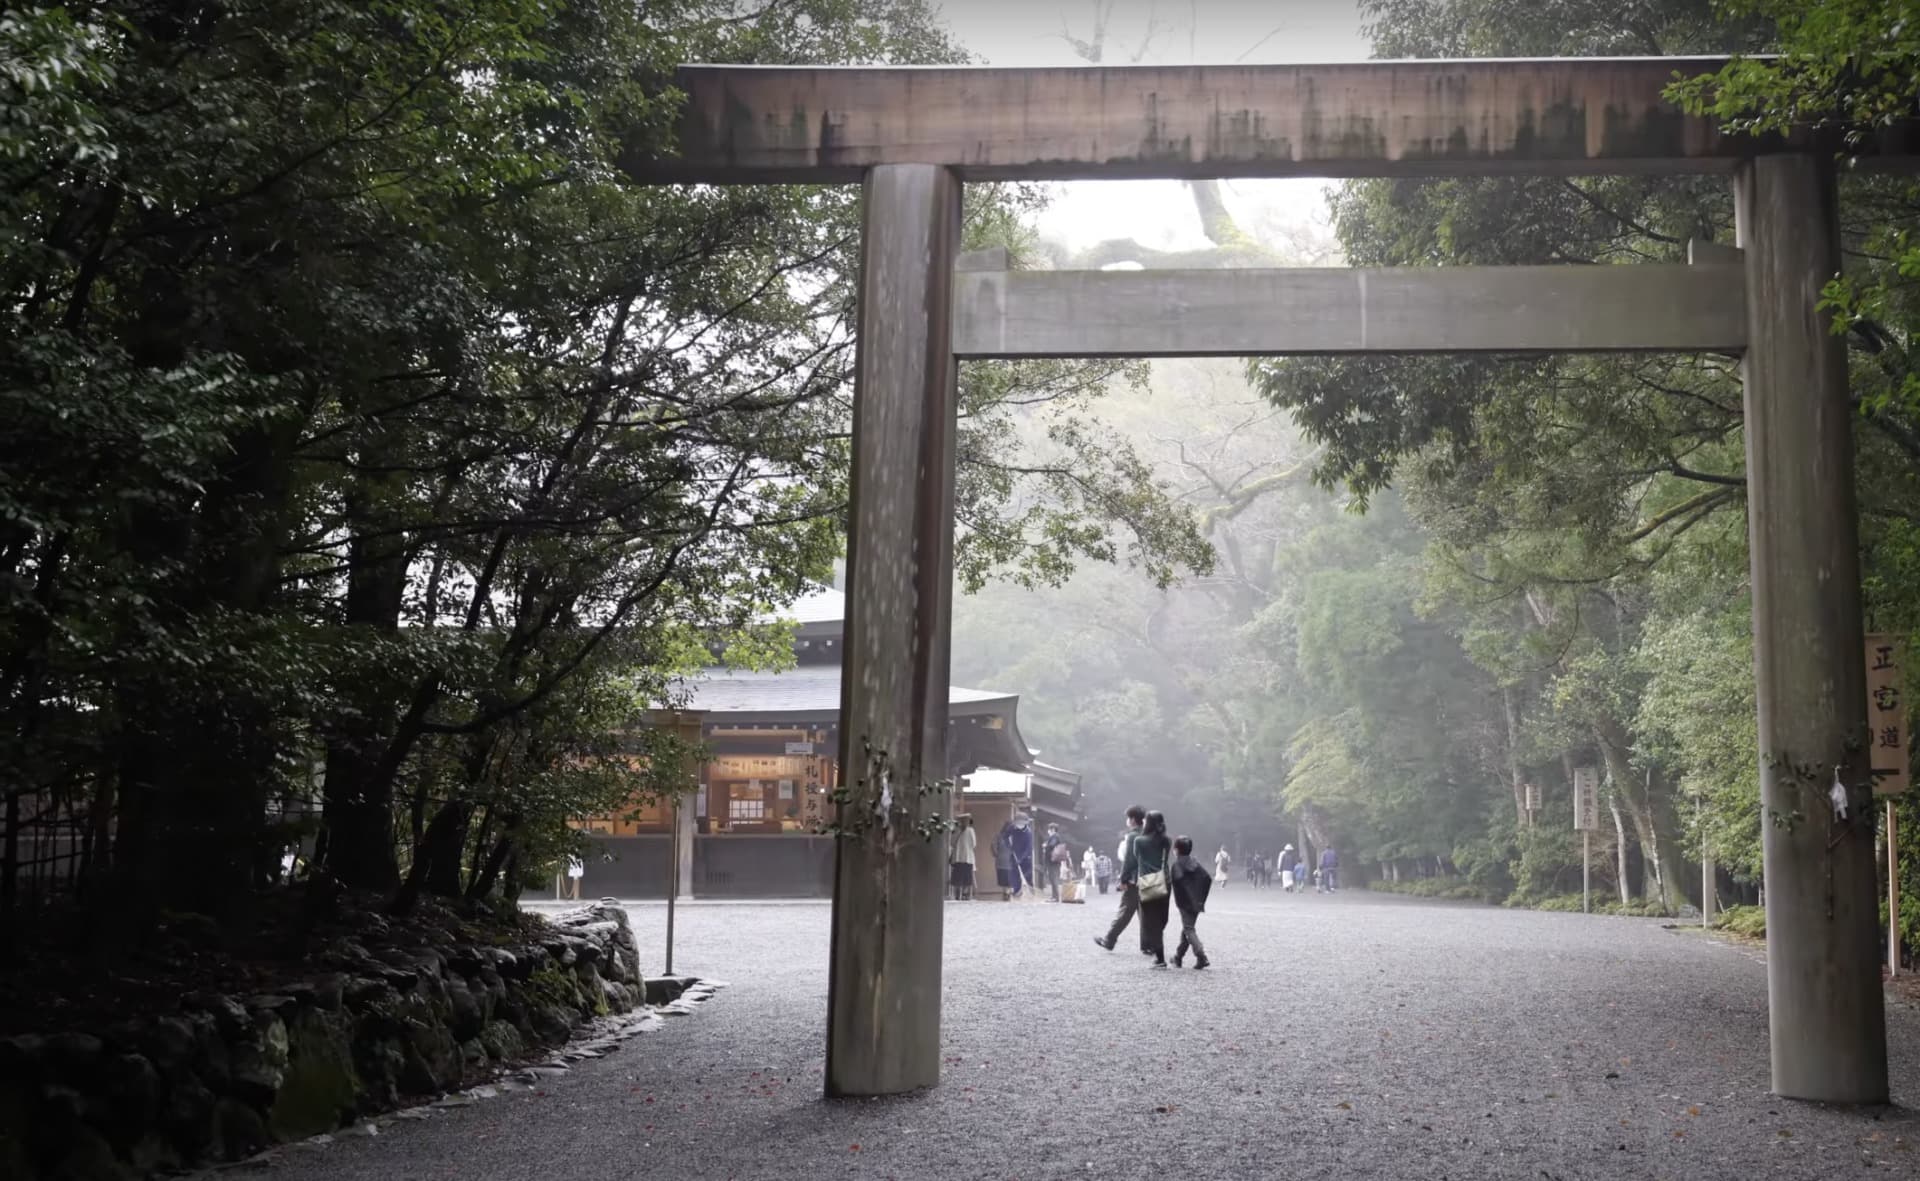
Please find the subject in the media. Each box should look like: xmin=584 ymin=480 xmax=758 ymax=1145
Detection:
xmin=825 ymin=163 xmax=960 ymax=1097
xmin=1736 ymin=153 xmax=1886 ymax=1102
xmin=637 ymin=56 xmax=1913 ymax=1105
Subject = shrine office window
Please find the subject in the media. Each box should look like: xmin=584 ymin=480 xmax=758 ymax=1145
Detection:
xmin=729 ymin=796 xmax=766 ymax=822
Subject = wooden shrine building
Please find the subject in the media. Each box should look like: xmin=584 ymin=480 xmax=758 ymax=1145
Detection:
xmin=575 ymin=589 xmax=1079 ymax=897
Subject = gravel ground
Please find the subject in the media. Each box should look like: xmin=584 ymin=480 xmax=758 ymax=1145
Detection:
xmin=236 ymin=888 xmax=1919 ymax=1181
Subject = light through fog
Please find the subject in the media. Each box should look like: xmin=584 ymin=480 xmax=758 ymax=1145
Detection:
xmin=935 ymin=0 xmax=1369 ymax=255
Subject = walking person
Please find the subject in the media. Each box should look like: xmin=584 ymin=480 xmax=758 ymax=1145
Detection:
xmin=1095 ymin=851 xmax=1114 ymax=894
xmin=1080 ymin=845 xmax=1096 ymax=895
xmin=1132 ymin=811 xmax=1175 ymax=968
xmin=1279 ymin=844 xmax=1300 ymax=892
xmin=1213 ymin=844 xmax=1232 ymax=890
xmin=1169 ymin=835 xmax=1212 ymax=970
xmin=1042 ymin=822 xmax=1067 ymax=902
xmin=991 ymin=823 xmax=1014 ymax=899
xmin=1319 ymin=844 xmax=1339 ymax=893
xmin=949 ymin=814 xmax=977 ymax=900
xmin=1093 ymin=806 xmax=1146 ymax=950
xmin=1003 ymin=811 xmax=1036 ymax=898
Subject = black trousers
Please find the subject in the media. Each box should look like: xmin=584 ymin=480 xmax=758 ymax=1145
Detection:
xmin=1103 ymin=884 xmax=1139 ymax=945
xmin=1138 ymin=896 xmax=1171 ymax=960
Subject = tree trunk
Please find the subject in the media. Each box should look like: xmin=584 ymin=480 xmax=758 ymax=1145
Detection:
xmin=1595 ymin=723 xmax=1692 ymax=912
xmin=1503 ymin=685 xmax=1529 ymax=822
xmin=1609 ymin=792 xmax=1632 ymax=906
xmin=391 ymin=799 xmax=473 ymax=915
xmin=319 ymin=486 xmax=409 ymax=889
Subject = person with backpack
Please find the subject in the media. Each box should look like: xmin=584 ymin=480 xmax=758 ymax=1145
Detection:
xmin=1093 ymin=806 xmax=1146 ymax=950
xmin=1169 ymin=835 xmax=1212 ymax=970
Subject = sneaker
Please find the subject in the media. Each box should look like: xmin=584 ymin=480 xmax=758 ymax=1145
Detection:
xmin=1150 ymin=960 xmax=1169 ymax=970
xmin=1193 ymin=958 xmax=1210 ymax=971
xmin=1093 ymin=937 xmax=1113 ymax=951
xmin=1171 ymin=955 xmax=1184 ymax=968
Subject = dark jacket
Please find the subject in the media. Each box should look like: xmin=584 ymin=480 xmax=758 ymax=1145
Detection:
xmin=1320 ymin=847 xmax=1338 ymax=870
xmin=1125 ymin=831 xmax=1171 ymax=883
xmin=1170 ymin=853 xmax=1212 ymax=914
xmin=1279 ymin=849 xmax=1300 ymax=873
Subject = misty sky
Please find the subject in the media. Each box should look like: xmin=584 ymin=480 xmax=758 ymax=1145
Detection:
xmin=935 ymin=0 xmax=1371 ymax=254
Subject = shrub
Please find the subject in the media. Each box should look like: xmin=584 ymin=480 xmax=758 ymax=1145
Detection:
xmin=1716 ymin=904 xmax=1766 ymax=939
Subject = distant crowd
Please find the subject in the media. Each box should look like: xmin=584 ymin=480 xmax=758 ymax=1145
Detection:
xmin=946 ymin=804 xmax=1342 ymax=971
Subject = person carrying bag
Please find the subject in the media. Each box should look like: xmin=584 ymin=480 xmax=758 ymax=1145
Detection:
xmin=1130 ymin=811 xmax=1174 ymax=968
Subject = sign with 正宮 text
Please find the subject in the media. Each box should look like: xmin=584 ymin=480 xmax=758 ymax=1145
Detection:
xmin=1867 ymin=634 xmax=1910 ymax=796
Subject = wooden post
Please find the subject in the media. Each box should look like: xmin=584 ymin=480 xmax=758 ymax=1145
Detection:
xmin=1701 ymin=794 xmax=1716 ymax=929
xmin=1701 ymin=849 xmax=1717 ymax=929
xmin=1582 ymin=830 xmax=1591 ymax=915
xmin=825 ymin=163 xmax=962 ymax=1099
xmin=1736 ymin=153 xmax=1888 ymax=1103
xmin=665 ymin=793 xmax=678 ymax=976
xmin=1891 ymin=802 xmax=1901 ymax=979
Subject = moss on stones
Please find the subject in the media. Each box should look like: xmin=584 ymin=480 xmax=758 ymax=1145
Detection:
xmin=268 ymin=1011 xmax=359 ymax=1141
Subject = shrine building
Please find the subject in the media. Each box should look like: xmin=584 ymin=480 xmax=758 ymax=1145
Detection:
xmin=574 ymin=589 xmax=1081 ymax=897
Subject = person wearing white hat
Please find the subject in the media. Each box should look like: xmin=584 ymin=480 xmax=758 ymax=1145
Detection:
xmin=1278 ymin=844 xmax=1301 ymax=892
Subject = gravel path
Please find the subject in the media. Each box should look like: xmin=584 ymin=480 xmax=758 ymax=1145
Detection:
xmin=235 ymin=888 xmax=1919 ymax=1180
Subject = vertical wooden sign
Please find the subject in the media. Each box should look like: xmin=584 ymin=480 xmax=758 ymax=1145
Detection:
xmin=1866 ymin=634 xmax=1909 ymax=797
xmin=1571 ymin=766 xmax=1602 ymax=830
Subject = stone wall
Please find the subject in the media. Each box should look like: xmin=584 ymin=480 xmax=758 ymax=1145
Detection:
xmin=0 ymin=902 xmax=644 ymax=1180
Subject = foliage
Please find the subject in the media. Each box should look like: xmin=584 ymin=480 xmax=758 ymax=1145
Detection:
xmin=1715 ymin=903 xmax=1768 ymax=939
xmin=0 ymin=0 xmax=1211 ymax=919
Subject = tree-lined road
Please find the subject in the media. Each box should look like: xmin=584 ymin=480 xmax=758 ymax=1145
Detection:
xmin=239 ymin=891 xmax=1920 ymax=1180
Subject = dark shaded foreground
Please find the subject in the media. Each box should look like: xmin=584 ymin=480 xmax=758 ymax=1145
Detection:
xmin=232 ymin=889 xmax=1920 ymax=1180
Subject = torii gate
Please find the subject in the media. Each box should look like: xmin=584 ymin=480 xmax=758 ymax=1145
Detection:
xmin=630 ymin=57 xmax=1915 ymax=1105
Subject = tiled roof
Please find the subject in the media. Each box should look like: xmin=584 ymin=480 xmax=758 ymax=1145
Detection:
xmin=756 ymin=587 xmax=845 ymax=626
xmin=668 ymin=666 xmax=1014 ymax=717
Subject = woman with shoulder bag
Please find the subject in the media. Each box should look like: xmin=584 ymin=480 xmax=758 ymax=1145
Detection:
xmin=1130 ymin=810 xmax=1174 ymax=968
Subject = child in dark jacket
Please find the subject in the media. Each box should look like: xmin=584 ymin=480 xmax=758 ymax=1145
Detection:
xmin=1169 ymin=836 xmax=1212 ymax=970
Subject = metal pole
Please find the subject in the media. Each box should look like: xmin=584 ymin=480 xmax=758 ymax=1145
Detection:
xmin=1582 ymin=830 xmax=1591 ymax=915
xmin=666 ymin=793 xmax=678 ymax=976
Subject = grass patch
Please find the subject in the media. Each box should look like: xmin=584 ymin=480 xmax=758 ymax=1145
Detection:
xmin=1503 ymin=891 xmax=1674 ymax=918
xmin=1715 ymin=903 xmax=1766 ymax=940
xmin=1367 ymin=877 xmax=1489 ymax=903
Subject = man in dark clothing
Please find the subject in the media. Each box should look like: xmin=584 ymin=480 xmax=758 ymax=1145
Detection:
xmin=1319 ymin=845 xmax=1340 ymax=892
xmin=1041 ymin=822 xmax=1065 ymax=902
xmin=1093 ymin=805 xmax=1147 ymax=951
xmin=1170 ymin=835 xmax=1211 ymax=969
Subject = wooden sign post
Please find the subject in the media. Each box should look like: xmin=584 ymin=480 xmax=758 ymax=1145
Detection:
xmin=1867 ymin=634 xmax=1909 ymax=977
xmin=1573 ymin=765 xmax=1601 ymax=914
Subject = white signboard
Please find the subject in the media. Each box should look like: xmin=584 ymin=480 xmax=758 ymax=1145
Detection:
xmin=778 ymin=779 xmax=795 ymax=800
xmin=1523 ymin=782 xmax=1541 ymax=812
xmin=785 ymin=741 xmax=814 ymax=755
xmin=1867 ymin=633 xmax=1910 ymax=796
xmin=1571 ymin=765 xmax=1601 ymax=831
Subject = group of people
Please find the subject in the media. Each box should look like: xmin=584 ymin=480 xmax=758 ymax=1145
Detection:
xmin=1223 ymin=844 xmax=1340 ymax=892
xmin=948 ymin=811 xmax=1102 ymax=902
xmin=1091 ymin=806 xmax=1212 ymax=970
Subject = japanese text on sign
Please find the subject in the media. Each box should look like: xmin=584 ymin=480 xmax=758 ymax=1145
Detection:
xmin=1572 ymin=765 xmax=1601 ymax=830
xmin=1866 ymin=633 xmax=1910 ymax=796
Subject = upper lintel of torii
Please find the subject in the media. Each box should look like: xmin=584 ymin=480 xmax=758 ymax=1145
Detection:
xmin=623 ymin=57 xmax=1920 ymax=185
